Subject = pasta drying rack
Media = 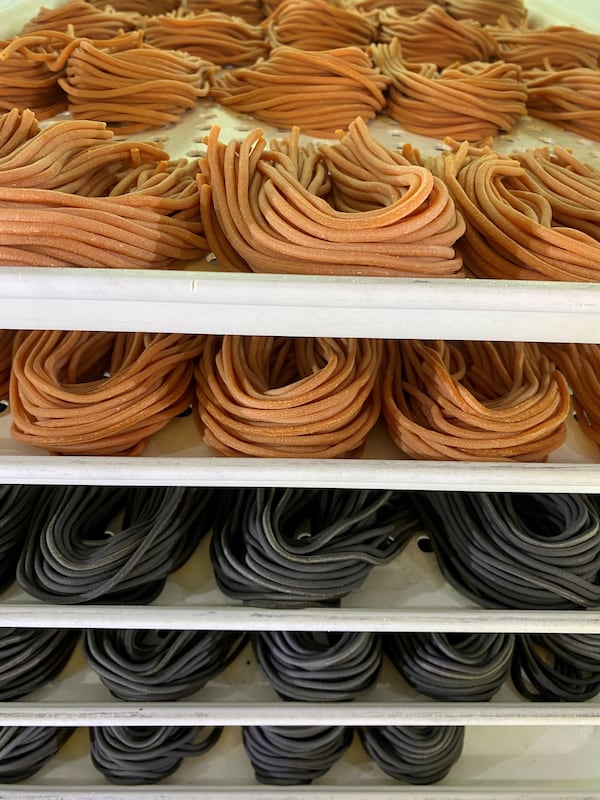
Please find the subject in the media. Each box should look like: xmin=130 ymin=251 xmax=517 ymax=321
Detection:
xmin=1 ymin=0 xmax=600 ymax=795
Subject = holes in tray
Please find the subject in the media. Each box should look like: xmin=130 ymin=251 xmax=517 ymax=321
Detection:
xmin=194 ymin=112 xmax=218 ymax=122
xmin=416 ymin=536 xmax=434 ymax=554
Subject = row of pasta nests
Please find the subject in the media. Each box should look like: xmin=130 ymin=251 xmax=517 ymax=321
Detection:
xmin=1 ymin=0 xmax=599 ymax=141
xmin=0 ymin=327 xmax=597 ymax=462
xmin=78 ymin=0 xmax=529 ymax=27
xmin=2 ymin=109 xmax=600 ymax=283
xmin=14 ymin=0 xmax=532 ymax=43
xmin=199 ymin=118 xmax=600 ymax=282
xmin=20 ymin=0 xmax=591 ymax=68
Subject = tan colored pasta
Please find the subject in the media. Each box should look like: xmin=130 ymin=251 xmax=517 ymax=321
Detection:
xmin=0 ymin=330 xmax=15 ymax=401
xmin=371 ymin=41 xmax=526 ymax=141
xmin=88 ymin=0 xmax=179 ymax=15
xmin=187 ymin=0 xmax=265 ymax=25
xmin=58 ymin=39 xmax=213 ymax=133
xmin=0 ymin=108 xmax=40 ymax=157
xmin=0 ymin=174 xmax=207 ymax=268
xmin=488 ymin=21 xmax=600 ymax=70
xmin=194 ymin=335 xmax=382 ymax=458
xmin=0 ymin=30 xmax=144 ymax=119
xmin=0 ymin=113 xmax=168 ymax=194
xmin=267 ymin=130 xmax=331 ymax=195
xmin=355 ymin=0 xmax=433 ymax=15
xmin=442 ymin=142 xmax=600 ymax=281
xmin=524 ymin=66 xmax=600 ymax=142
xmin=0 ymin=32 xmax=70 ymax=118
xmin=0 ymin=107 xmax=206 ymax=267
xmin=144 ymin=10 xmax=268 ymax=67
xmin=0 ymin=110 xmax=207 ymax=268
xmin=445 ymin=0 xmax=527 ymax=27
xmin=376 ymin=5 xmax=498 ymax=67
xmin=10 ymin=330 xmax=203 ymax=456
xmin=2 ymin=28 xmax=142 ymax=63
xmin=509 ymin=146 xmax=600 ymax=240
xmin=263 ymin=0 xmax=377 ymax=50
xmin=20 ymin=0 xmax=138 ymax=38
xmin=198 ymin=116 xmax=465 ymax=277
xmin=209 ymin=46 xmax=388 ymax=137
xmin=382 ymin=339 xmax=570 ymax=462
xmin=541 ymin=343 xmax=600 ymax=449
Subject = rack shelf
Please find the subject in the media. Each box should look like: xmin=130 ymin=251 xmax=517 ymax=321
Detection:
xmin=4 ymin=269 xmax=600 ymax=342
xmin=4 ymin=702 xmax=600 ymax=728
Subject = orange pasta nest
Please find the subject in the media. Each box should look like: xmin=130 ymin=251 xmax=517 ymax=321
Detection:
xmin=143 ymin=9 xmax=268 ymax=67
xmin=441 ymin=142 xmax=600 ymax=281
xmin=0 ymin=109 xmax=168 ymax=193
xmin=2 ymin=28 xmax=143 ymax=67
xmin=0 ymin=31 xmax=71 ymax=119
xmin=194 ymin=335 xmax=383 ymax=458
xmin=524 ymin=66 xmax=600 ymax=142
xmin=58 ymin=38 xmax=214 ymax=133
xmin=198 ymin=116 xmax=465 ymax=277
xmin=488 ymin=21 xmax=600 ymax=70
xmin=370 ymin=42 xmax=527 ymax=142
xmin=541 ymin=343 xmax=600 ymax=449
xmin=0 ymin=30 xmax=148 ymax=120
xmin=445 ymin=0 xmax=527 ymax=27
xmin=21 ymin=0 xmax=138 ymax=38
xmin=382 ymin=339 xmax=570 ymax=462
xmin=10 ymin=330 xmax=203 ymax=456
xmin=208 ymin=45 xmax=389 ymax=137
xmin=0 ymin=110 xmax=208 ymax=268
xmin=375 ymin=5 xmax=498 ymax=67
xmin=0 ymin=330 xmax=15 ymax=401
xmin=509 ymin=146 xmax=600 ymax=241
xmin=263 ymin=0 xmax=377 ymax=50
